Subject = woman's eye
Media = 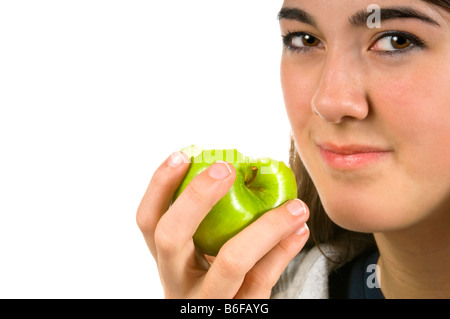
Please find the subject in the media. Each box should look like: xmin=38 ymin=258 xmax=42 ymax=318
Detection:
xmin=371 ymin=32 xmax=425 ymax=54
xmin=292 ymin=34 xmax=321 ymax=47
xmin=283 ymin=32 xmax=323 ymax=52
xmin=372 ymin=35 xmax=411 ymax=51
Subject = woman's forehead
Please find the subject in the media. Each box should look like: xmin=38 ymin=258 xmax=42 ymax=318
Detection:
xmin=279 ymin=0 xmax=449 ymax=27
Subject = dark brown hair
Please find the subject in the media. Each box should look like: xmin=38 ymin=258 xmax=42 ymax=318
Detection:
xmin=287 ymin=0 xmax=449 ymax=258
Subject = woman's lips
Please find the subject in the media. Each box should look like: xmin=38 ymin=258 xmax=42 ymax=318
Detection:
xmin=318 ymin=144 xmax=392 ymax=170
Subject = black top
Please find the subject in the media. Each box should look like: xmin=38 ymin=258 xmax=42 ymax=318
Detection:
xmin=328 ymin=250 xmax=384 ymax=299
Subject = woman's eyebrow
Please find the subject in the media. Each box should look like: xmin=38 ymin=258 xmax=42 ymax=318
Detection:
xmin=349 ymin=6 xmax=441 ymax=27
xmin=278 ymin=8 xmax=317 ymax=27
xmin=278 ymin=7 xmax=440 ymax=28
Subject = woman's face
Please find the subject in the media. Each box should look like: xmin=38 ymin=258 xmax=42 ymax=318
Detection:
xmin=280 ymin=0 xmax=450 ymax=233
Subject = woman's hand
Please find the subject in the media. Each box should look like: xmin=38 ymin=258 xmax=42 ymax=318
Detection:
xmin=136 ymin=151 xmax=310 ymax=299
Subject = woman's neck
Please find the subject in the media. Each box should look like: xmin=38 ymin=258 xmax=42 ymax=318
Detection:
xmin=374 ymin=207 xmax=450 ymax=299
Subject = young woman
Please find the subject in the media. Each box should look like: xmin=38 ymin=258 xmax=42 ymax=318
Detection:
xmin=137 ymin=0 xmax=450 ymax=298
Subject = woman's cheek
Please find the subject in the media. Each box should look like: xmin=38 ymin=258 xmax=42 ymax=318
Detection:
xmin=281 ymin=64 xmax=316 ymax=130
xmin=371 ymin=57 xmax=450 ymax=170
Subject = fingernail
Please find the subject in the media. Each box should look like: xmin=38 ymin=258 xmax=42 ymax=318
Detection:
xmin=167 ymin=151 xmax=185 ymax=168
xmin=208 ymin=161 xmax=232 ymax=180
xmin=296 ymin=223 xmax=309 ymax=236
xmin=286 ymin=199 xmax=307 ymax=216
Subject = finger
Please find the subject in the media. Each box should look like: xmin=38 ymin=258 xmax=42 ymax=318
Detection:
xmin=136 ymin=151 xmax=190 ymax=258
xmin=153 ymin=161 xmax=236 ymax=285
xmin=203 ymin=199 xmax=309 ymax=298
xmin=235 ymin=223 xmax=309 ymax=299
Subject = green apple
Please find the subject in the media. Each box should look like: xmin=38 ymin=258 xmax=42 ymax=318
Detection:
xmin=172 ymin=145 xmax=298 ymax=256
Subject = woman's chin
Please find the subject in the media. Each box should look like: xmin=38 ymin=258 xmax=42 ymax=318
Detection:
xmin=319 ymin=194 xmax=411 ymax=234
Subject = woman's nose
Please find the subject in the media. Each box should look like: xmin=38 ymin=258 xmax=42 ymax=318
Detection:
xmin=311 ymin=53 xmax=369 ymax=124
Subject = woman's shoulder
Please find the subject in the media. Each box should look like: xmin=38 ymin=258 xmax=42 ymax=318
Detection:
xmin=271 ymin=242 xmax=365 ymax=299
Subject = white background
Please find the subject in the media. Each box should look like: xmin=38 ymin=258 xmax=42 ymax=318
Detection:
xmin=0 ymin=1 xmax=290 ymax=298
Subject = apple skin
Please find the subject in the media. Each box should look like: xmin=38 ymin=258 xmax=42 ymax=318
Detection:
xmin=173 ymin=146 xmax=298 ymax=256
